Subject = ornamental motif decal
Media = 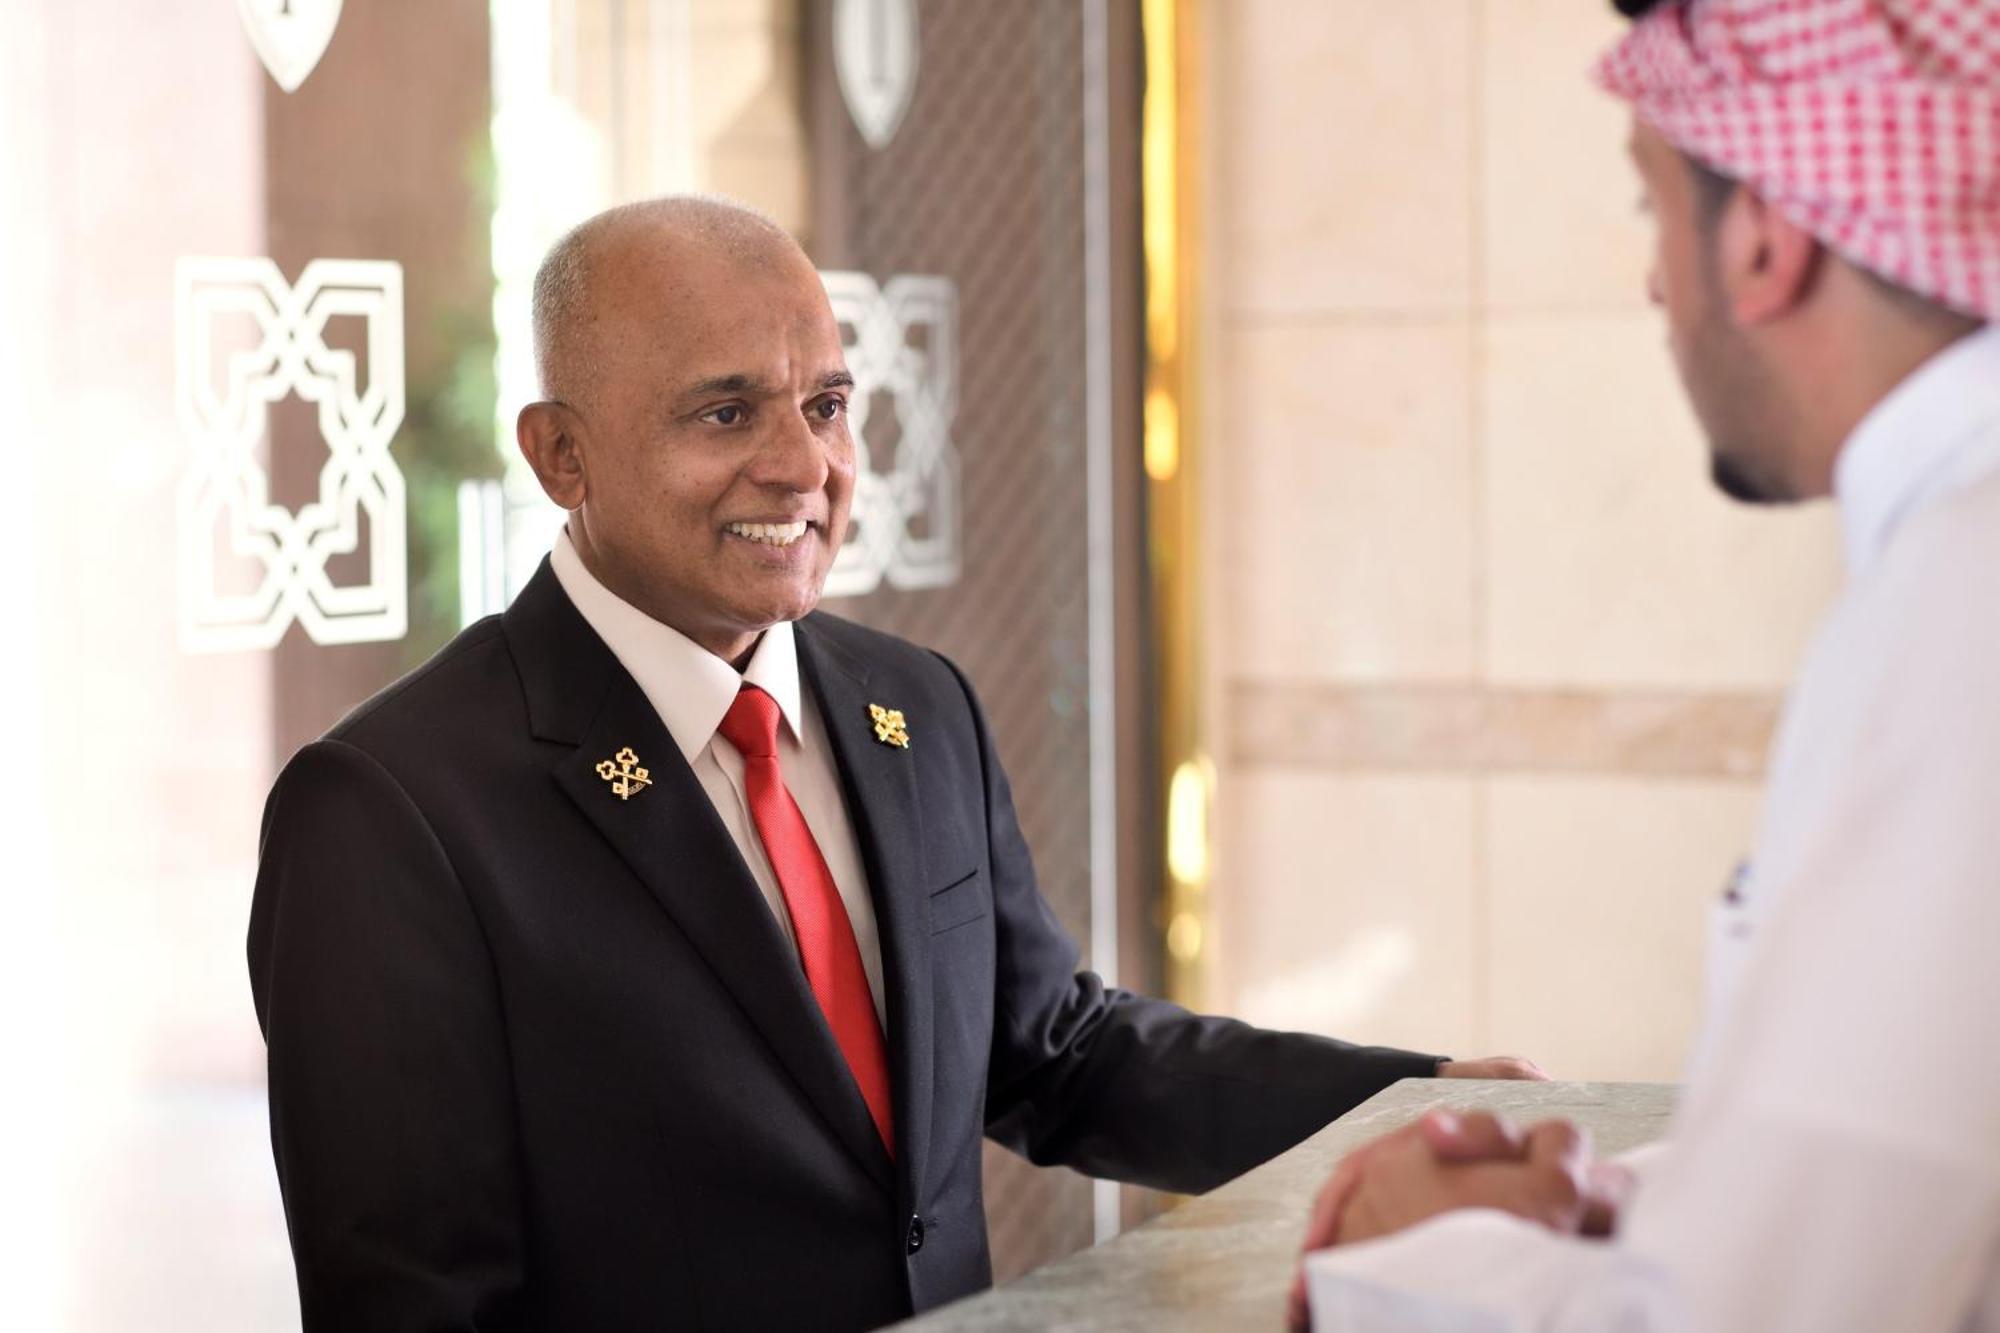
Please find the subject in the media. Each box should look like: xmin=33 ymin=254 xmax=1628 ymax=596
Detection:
xmin=832 ymin=0 xmax=918 ymax=150
xmin=174 ymin=256 xmax=408 ymax=653
xmin=237 ymin=0 xmax=342 ymax=94
xmin=820 ymin=271 xmax=961 ymax=599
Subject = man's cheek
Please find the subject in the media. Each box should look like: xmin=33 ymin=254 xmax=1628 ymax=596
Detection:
xmin=821 ymin=514 xmax=851 ymax=566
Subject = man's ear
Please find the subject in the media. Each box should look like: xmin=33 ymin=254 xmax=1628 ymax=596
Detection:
xmin=517 ymin=401 xmax=587 ymax=510
xmin=1718 ymin=188 xmax=1823 ymax=325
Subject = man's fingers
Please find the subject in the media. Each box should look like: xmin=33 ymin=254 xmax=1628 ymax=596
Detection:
xmin=1291 ymin=1139 xmax=1387 ymax=1322
xmin=1286 ymin=1268 xmax=1311 ymax=1333
xmin=1578 ymin=1160 xmax=1638 ymax=1238
xmin=1308 ymin=1118 xmax=1425 ymax=1245
xmin=1524 ymin=1118 xmax=1589 ymax=1170
xmin=1437 ymin=1056 xmax=1552 ymax=1081
xmin=1579 ymin=1191 xmax=1619 ymax=1238
xmin=1301 ymin=1152 xmax=1367 ymax=1253
xmin=1303 ymin=1122 xmax=1432 ymax=1252
xmin=1521 ymin=1119 xmax=1591 ymax=1225
xmin=1417 ymin=1108 xmax=1526 ymax=1162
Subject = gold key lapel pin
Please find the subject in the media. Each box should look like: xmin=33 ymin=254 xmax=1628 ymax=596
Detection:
xmin=596 ymin=746 xmax=653 ymax=800
xmin=868 ymin=703 xmax=911 ymax=750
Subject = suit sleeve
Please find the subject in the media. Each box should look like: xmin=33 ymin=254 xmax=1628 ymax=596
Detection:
xmin=248 ymin=739 xmax=526 ymax=1331
xmin=936 ymin=657 xmax=1444 ymax=1195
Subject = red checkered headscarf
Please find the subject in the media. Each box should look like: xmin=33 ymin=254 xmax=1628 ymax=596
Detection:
xmin=1597 ymin=0 xmax=2000 ymax=320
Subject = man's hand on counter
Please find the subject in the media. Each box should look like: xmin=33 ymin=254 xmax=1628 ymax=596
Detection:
xmin=1284 ymin=1108 xmax=1630 ymax=1331
xmin=1436 ymin=1055 xmax=1551 ymax=1080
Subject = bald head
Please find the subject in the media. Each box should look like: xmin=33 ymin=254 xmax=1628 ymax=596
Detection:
xmin=531 ymin=195 xmax=808 ymax=407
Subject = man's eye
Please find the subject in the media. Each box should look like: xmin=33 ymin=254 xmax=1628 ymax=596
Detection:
xmin=814 ymin=397 xmax=847 ymax=421
xmin=705 ymin=405 xmax=745 ymax=426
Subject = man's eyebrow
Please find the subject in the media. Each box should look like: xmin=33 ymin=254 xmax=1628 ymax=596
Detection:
xmin=676 ymin=369 xmax=854 ymax=400
xmin=682 ymin=372 xmax=763 ymax=399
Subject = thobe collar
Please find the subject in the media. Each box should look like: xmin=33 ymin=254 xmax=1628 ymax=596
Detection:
xmin=1834 ymin=322 xmax=2000 ymax=580
xmin=549 ymin=529 xmax=805 ymax=764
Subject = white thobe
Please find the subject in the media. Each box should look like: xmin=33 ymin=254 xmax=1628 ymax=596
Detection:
xmin=1308 ymin=323 xmax=2000 ymax=1333
xmin=550 ymin=531 xmax=887 ymax=1022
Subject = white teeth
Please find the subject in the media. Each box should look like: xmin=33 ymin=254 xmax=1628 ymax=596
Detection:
xmin=726 ymin=521 xmax=809 ymax=547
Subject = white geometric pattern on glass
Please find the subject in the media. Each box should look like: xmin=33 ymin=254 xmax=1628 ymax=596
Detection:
xmin=821 ymin=271 xmax=961 ymax=598
xmin=832 ymin=0 xmax=919 ymax=150
xmin=174 ymin=256 xmax=407 ymax=653
xmin=237 ymin=0 xmax=343 ymax=94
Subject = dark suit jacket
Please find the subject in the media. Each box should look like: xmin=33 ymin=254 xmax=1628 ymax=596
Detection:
xmin=248 ymin=562 xmax=1441 ymax=1331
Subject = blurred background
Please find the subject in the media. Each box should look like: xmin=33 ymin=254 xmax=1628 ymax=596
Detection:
xmin=0 ymin=1 xmax=1841 ymax=1327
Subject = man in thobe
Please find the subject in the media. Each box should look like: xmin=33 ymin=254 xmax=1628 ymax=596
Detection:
xmin=1291 ymin=1 xmax=2000 ymax=1329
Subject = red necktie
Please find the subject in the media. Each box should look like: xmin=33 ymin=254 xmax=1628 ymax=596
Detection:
xmin=718 ymin=684 xmax=895 ymax=1155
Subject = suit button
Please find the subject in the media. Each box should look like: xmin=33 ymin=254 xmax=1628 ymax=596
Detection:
xmin=905 ymin=1215 xmax=925 ymax=1255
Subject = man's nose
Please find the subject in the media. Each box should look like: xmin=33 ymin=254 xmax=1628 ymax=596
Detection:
xmin=749 ymin=409 xmax=832 ymax=491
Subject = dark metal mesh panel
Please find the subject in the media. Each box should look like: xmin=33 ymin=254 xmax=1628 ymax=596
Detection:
xmin=804 ymin=0 xmax=1098 ymax=1283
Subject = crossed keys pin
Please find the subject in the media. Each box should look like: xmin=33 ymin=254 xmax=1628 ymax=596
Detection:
xmin=868 ymin=704 xmax=911 ymax=750
xmin=595 ymin=746 xmax=653 ymax=800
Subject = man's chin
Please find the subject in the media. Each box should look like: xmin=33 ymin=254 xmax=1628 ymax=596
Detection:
xmin=731 ymin=583 xmax=826 ymax=631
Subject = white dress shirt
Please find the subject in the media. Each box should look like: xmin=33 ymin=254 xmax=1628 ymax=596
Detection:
xmin=551 ymin=532 xmax=886 ymax=1023
xmin=1308 ymin=323 xmax=2000 ymax=1333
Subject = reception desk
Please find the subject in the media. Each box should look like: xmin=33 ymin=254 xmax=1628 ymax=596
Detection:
xmin=893 ymin=1079 xmax=1679 ymax=1332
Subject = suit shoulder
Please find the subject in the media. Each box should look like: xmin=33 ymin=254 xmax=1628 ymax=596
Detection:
xmin=321 ymin=617 xmax=520 ymax=755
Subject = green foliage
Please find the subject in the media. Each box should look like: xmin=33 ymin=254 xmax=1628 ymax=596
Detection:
xmin=396 ymin=130 xmax=504 ymax=668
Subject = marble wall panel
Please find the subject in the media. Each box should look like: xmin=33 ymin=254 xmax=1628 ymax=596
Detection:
xmin=1478 ymin=0 xmax=1648 ymax=313
xmin=1483 ymin=774 xmax=1763 ymax=1079
xmin=1218 ymin=769 xmax=1478 ymax=1060
xmin=1482 ymin=314 xmax=1841 ymax=690
xmin=1218 ymin=321 xmax=1477 ymax=685
xmin=1229 ymin=682 xmax=1778 ymax=779
xmin=1212 ymin=0 xmax=1475 ymax=316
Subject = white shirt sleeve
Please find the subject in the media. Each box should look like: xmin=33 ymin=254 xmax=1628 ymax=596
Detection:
xmin=1305 ymin=1210 xmax=1677 ymax=1332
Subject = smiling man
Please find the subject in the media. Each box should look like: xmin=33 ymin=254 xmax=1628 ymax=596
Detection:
xmin=248 ymin=197 xmax=1535 ymax=1332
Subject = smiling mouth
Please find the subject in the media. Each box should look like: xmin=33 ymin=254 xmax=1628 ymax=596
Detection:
xmin=724 ymin=520 xmax=811 ymax=548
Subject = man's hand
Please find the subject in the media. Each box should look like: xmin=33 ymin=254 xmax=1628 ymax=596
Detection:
xmin=1284 ymin=1109 xmax=1622 ymax=1331
xmin=1437 ymin=1055 xmax=1550 ymax=1080
xmin=1330 ymin=1113 xmax=1592 ymax=1245
xmin=1423 ymin=1110 xmax=1635 ymax=1237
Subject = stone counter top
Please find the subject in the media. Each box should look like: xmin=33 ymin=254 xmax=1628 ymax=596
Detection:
xmin=892 ymin=1079 xmax=1679 ymax=1332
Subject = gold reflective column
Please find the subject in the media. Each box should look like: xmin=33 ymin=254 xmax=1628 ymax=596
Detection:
xmin=1142 ymin=0 xmax=1211 ymax=1011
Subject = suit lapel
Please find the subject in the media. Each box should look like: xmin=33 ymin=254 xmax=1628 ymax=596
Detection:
xmin=798 ymin=619 xmax=936 ymax=1207
xmin=507 ymin=565 xmax=894 ymax=1195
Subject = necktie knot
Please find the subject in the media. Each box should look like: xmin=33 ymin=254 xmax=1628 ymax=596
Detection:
xmin=719 ymin=683 xmax=781 ymax=761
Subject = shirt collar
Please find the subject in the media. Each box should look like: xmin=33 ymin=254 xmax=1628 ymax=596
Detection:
xmin=1834 ymin=322 xmax=2000 ymax=579
xmin=550 ymin=530 xmax=806 ymax=764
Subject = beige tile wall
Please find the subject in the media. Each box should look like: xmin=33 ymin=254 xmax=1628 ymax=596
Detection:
xmin=1204 ymin=0 xmax=1843 ymax=1081
xmin=1484 ymin=776 xmax=1763 ymax=1079
xmin=1220 ymin=321 xmax=1477 ymax=684
xmin=1213 ymin=0 xmax=1475 ymax=317
xmin=1218 ymin=770 xmax=1480 ymax=1058
xmin=1480 ymin=0 xmax=1651 ymax=311
xmin=1482 ymin=314 xmax=1842 ymax=691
